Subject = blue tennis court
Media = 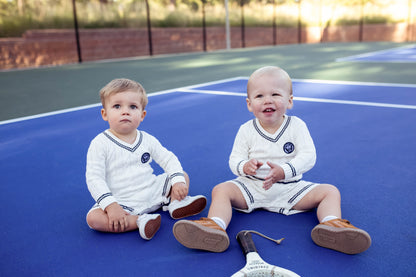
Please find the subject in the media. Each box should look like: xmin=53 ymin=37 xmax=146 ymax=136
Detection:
xmin=336 ymin=44 xmax=416 ymax=62
xmin=1 ymin=77 xmax=415 ymax=276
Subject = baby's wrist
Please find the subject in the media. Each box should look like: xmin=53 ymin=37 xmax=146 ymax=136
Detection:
xmin=239 ymin=160 xmax=249 ymax=176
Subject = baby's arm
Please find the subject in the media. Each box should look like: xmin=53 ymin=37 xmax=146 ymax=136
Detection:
xmin=279 ymin=119 xmax=316 ymax=181
xmin=86 ymin=136 xmax=118 ymax=212
xmin=229 ymin=125 xmax=252 ymax=176
xmin=266 ymin=118 xmax=316 ymax=186
xmin=145 ymin=133 xmax=187 ymax=198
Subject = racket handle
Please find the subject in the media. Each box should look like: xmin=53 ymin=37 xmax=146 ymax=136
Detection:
xmin=236 ymin=230 xmax=258 ymax=255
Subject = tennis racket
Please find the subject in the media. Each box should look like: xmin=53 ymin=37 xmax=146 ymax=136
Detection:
xmin=231 ymin=230 xmax=301 ymax=277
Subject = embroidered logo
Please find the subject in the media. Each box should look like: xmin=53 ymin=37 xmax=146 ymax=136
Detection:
xmin=141 ymin=152 xmax=151 ymax=163
xmin=283 ymin=142 xmax=295 ymax=154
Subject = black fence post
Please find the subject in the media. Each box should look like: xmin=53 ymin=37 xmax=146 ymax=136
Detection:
xmin=319 ymin=0 xmax=323 ymax=43
xmin=241 ymin=0 xmax=245 ymax=48
xmin=296 ymin=0 xmax=301 ymax=44
xmin=72 ymin=0 xmax=82 ymax=63
xmin=272 ymin=0 xmax=276 ymax=45
xmin=145 ymin=0 xmax=153 ymax=56
xmin=202 ymin=0 xmax=207 ymax=51
xmin=359 ymin=0 xmax=364 ymax=42
xmin=240 ymin=0 xmax=246 ymax=48
xmin=407 ymin=0 xmax=413 ymax=41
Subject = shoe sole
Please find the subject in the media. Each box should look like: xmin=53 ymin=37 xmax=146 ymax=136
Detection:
xmin=171 ymin=197 xmax=207 ymax=219
xmin=173 ymin=220 xmax=229 ymax=252
xmin=144 ymin=215 xmax=161 ymax=240
xmin=311 ymin=225 xmax=371 ymax=254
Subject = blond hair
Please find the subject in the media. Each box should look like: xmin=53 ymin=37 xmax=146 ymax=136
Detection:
xmin=100 ymin=78 xmax=148 ymax=108
xmin=247 ymin=66 xmax=293 ymax=96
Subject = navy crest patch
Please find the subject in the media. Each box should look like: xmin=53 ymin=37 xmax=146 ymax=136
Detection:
xmin=141 ymin=152 xmax=151 ymax=163
xmin=283 ymin=142 xmax=295 ymax=154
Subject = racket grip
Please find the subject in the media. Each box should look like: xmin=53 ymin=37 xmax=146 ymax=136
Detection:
xmin=236 ymin=230 xmax=258 ymax=255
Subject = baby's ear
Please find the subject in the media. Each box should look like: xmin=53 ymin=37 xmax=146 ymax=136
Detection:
xmin=246 ymin=98 xmax=253 ymax=112
xmin=140 ymin=110 xmax=147 ymax=122
xmin=101 ymin=108 xmax=108 ymax=121
xmin=287 ymin=95 xmax=294 ymax=109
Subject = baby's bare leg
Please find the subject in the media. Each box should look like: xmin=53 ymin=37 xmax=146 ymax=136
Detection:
xmin=207 ymin=182 xmax=247 ymax=228
xmin=86 ymin=208 xmax=139 ymax=232
xmin=293 ymin=184 xmax=341 ymax=222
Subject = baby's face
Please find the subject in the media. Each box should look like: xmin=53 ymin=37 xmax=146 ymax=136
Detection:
xmin=101 ymin=90 xmax=146 ymax=138
xmin=246 ymin=72 xmax=293 ymax=132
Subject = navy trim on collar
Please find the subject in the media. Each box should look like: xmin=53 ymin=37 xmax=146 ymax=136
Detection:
xmin=252 ymin=116 xmax=291 ymax=143
xmin=103 ymin=130 xmax=143 ymax=152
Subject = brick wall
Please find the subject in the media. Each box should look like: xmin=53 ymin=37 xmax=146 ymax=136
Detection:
xmin=0 ymin=23 xmax=413 ymax=70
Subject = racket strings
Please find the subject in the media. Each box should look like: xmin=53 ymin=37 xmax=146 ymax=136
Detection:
xmin=242 ymin=230 xmax=285 ymax=245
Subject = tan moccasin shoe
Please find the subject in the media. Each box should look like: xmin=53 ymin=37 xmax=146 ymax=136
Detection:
xmin=173 ymin=217 xmax=230 ymax=252
xmin=311 ymin=218 xmax=371 ymax=254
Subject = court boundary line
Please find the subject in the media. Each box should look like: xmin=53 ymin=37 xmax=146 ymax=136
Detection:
xmin=180 ymin=88 xmax=416 ymax=110
xmin=335 ymin=44 xmax=416 ymax=63
xmin=1 ymin=77 xmax=415 ymax=126
xmin=292 ymin=78 xmax=416 ymax=88
xmin=0 ymin=77 xmax=244 ymax=126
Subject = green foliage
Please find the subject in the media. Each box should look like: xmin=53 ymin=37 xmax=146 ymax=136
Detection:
xmin=0 ymin=0 xmax=410 ymax=37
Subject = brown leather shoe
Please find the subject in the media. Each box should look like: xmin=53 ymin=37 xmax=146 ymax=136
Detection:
xmin=311 ymin=218 xmax=371 ymax=254
xmin=173 ymin=217 xmax=230 ymax=252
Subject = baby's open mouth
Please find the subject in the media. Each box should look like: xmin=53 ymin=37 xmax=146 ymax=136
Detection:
xmin=263 ymin=108 xmax=275 ymax=113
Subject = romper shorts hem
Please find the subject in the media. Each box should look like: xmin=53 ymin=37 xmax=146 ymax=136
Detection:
xmin=86 ymin=173 xmax=172 ymax=228
xmin=230 ymin=177 xmax=320 ymax=215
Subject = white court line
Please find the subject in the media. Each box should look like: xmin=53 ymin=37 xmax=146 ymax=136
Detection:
xmin=1 ymin=77 xmax=415 ymax=126
xmin=335 ymin=44 xmax=416 ymax=62
xmin=179 ymin=88 xmax=416 ymax=110
xmin=0 ymin=90 xmax=180 ymax=126
xmin=0 ymin=103 xmax=103 ymax=126
xmin=240 ymin=77 xmax=416 ymax=88
xmin=292 ymin=78 xmax=416 ymax=88
xmin=0 ymin=77 xmax=247 ymax=126
xmin=294 ymin=96 xmax=416 ymax=109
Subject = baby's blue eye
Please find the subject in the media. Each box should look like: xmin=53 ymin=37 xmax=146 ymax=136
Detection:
xmin=113 ymin=104 xmax=121 ymax=109
xmin=130 ymin=105 xmax=138 ymax=109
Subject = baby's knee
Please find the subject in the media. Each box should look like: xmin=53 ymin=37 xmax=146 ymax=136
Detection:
xmin=323 ymin=184 xmax=341 ymax=199
xmin=86 ymin=212 xmax=98 ymax=230
xmin=211 ymin=183 xmax=224 ymax=197
xmin=86 ymin=210 xmax=106 ymax=231
xmin=211 ymin=182 xmax=233 ymax=197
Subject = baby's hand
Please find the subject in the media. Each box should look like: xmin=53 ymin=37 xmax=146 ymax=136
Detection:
xmin=243 ymin=159 xmax=264 ymax=176
xmin=171 ymin=182 xmax=188 ymax=201
xmin=105 ymin=202 xmax=129 ymax=232
xmin=263 ymin=162 xmax=285 ymax=190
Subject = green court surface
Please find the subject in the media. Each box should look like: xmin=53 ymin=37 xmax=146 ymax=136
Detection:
xmin=1 ymin=41 xmax=415 ymax=122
